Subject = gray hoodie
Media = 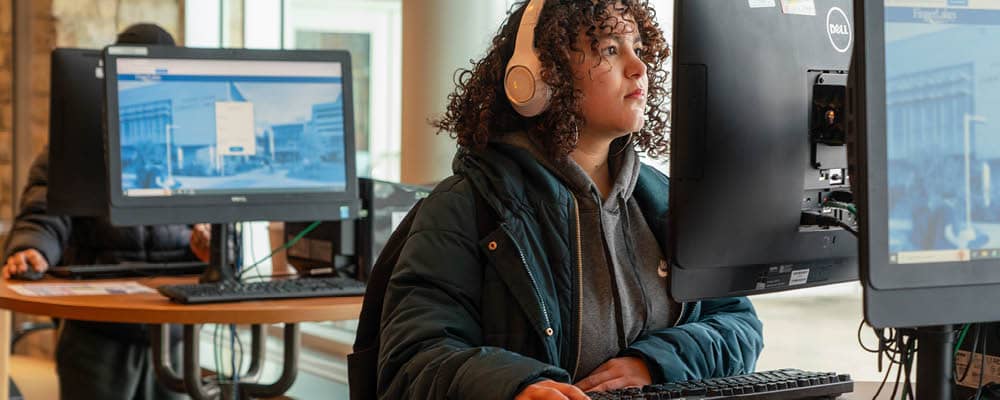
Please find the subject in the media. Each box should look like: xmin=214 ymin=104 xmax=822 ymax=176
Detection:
xmin=499 ymin=132 xmax=679 ymax=380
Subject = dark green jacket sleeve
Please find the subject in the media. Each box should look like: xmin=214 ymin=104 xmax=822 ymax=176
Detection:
xmin=619 ymin=297 xmax=764 ymax=383
xmin=377 ymin=183 xmax=569 ymax=400
xmin=3 ymin=149 xmax=72 ymax=264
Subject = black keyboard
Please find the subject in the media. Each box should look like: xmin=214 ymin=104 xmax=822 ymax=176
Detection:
xmin=588 ymin=369 xmax=853 ymax=400
xmin=158 ymin=276 xmax=366 ymax=304
xmin=49 ymin=261 xmax=208 ymax=279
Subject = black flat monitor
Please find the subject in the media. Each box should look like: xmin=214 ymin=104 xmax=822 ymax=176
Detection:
xmin=669 ymin=0 xmax=858 ymax=301
xmin=48 ymin=48 xmax=108 ymax=216
xmin=854 ymin=0 xmax=1000 ymax=330
xmin=102 ymin=45 xmax=360 ymax=281
xmin=283 ymin=178 xmax=429 ymax=281
xmin=853 ymin=2 xmax=1000 ymax=398
xmin=355 ymin=178 xmax=430 ymax=280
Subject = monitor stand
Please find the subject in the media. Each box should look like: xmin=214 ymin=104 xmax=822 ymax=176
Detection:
xmin=915 ymin=325 xmax=955 ymax=400
xmin=199 ymin=223 xmax=238 ymax=284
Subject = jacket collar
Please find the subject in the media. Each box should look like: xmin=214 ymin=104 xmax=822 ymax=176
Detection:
xmin=453 ymin=142 xmax=669 ymax=228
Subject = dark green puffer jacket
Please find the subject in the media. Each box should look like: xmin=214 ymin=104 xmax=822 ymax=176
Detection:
xmin=377 ymin=143 xmax=764 ymax=399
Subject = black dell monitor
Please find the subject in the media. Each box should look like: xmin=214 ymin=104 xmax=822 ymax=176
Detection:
xmin=856 ymin=0 xmax=1000 ymax=329
xmin=102 ymin=45 xmax=361 ymax=282
xmin=669 ymin=0 xmax=858 ymax=301
xmin=48 ymin=48 xmax=108 ymax=216
xmin=854 ymin=1 xmax=1000 ymax=398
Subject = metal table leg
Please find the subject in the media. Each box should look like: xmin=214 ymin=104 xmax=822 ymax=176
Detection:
xmin=151 ymin=323 xmax=299 ymax=400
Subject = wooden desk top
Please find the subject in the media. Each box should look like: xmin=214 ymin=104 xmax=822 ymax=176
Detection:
xmin=0 ymin=276 xmax=363 ymax=324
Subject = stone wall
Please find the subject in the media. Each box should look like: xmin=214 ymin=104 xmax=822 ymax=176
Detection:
xmin=52 ymin=0 xmax=181 ymax=48
xmin=1 ymin=0 xmax=12 ymax=225
xmin=1 ymin=0 xmax=182 ymax=231
xmin=2 ymin=0 xmax=182 ymax=359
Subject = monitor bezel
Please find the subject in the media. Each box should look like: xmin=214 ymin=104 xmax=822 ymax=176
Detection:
xmin=859 ymin=1 xmax=1000 ymax=291
xmin=102 ymin=45 xmax=358 ymax=219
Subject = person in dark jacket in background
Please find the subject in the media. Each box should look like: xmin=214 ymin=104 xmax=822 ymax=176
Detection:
xmin=376 ymin=1 xmax=764 ymax=399
xmin=2 ymin=24 xmax=207 ymax=400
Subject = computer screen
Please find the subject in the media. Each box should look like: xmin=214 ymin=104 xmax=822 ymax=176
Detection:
xmin=883 ymin=3 xmax=1000 ymax=265
xmin=668 ymin=0 xmax=858 ymax=301
xmin=103 ymin=46 xmax=359 ymax=226
xmin=48 ymin=48 xmax=107 ymax=216
xmin=856 ymin=0 xmax=1000 ymax=328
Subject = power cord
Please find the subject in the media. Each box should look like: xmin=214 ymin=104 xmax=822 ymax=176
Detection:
xmin=238 ymin=221 xmax=322 ymax=280
xmin=802 ymin=211 xmax=858 ymax=236
xmin=857 ymin=320 xmax=918 ymax=400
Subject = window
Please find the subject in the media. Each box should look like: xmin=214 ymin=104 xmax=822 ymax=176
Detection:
xmin=245 ymin=0 xmax=402 ymax=181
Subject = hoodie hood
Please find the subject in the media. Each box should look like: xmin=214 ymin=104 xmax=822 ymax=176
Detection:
xmin=495 ymin=131 xmax=641 ymax=210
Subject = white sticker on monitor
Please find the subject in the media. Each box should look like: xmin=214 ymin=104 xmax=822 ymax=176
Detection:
xmin=781 ymin=0 xmax=816 ymax=15
xmin=749 ymin=0 xmax=776 ymax=8
xmin=789 ymin=269 xmax=810 ymax=285
xmin=107 ymin=46 xmax=149 ymax=56
xmin=215 ymin=101 xmax=256 ymax=156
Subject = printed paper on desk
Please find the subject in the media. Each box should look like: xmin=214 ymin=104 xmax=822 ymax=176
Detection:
xmin=749 ymin=0 xmax=776 ymax=8
xmin=781 ymin=0 xmax=816 ymax=15
xmin=9 ymin=281 xmax=156 ymax=296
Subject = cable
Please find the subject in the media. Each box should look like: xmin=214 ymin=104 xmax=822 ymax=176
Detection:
xmin=858 ymin=320 xmax=920 ymax=400
xmin=238 ymin=221 xmax=322 ymax=280
xmin=976 ymin=330 xmax=988 ymax=400
xmin=801 ymin=211 xmax=858 ymax=236
xmin=821 ymin=200 xmax=858 ymax=217
xmin=958 ymin=325 xmax=982 ymax=385
xmin=230 ymin=324 xmax=239 ymax=400
xmin=957 ymin=324 xmax=973 ymax=354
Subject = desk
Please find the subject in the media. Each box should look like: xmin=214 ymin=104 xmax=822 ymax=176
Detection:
xmin=844 ymin=381 xmax=897 ymax=399
xmin=0 ymin=276 xmax=363 ymax=399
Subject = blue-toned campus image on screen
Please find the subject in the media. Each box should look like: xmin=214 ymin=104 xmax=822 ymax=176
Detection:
xmin=115 ymin=58 xmax=347 ymax=198
xmin=885 ymin=3 xmax=1000 ymax=264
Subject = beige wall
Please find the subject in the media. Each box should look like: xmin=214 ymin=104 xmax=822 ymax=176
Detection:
xmin=400 ymin=0 xmax=508 ymax=184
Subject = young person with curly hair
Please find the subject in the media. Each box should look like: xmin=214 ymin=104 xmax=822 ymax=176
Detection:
xmin=376 ymin=1 xmax=764 ymax=399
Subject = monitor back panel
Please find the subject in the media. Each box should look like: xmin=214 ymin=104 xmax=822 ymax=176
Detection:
xmin=48 ymin=48 xmax=109 ymax=216
xmin=669 ymin=0 xmax=858 ymax=300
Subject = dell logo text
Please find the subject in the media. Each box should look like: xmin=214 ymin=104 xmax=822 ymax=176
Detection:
xmin=825 ymin=7 xmax=852 ymax=53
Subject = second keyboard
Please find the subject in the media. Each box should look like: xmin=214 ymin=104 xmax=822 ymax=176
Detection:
xmin=157 ymin=276 xmax=366 ymax=304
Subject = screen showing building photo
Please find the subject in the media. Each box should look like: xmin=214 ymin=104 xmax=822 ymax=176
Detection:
xmin=885 ymin=1 xmax=1000 ymax=264
xmin=115 ymin=57 xmax=347 ymax=198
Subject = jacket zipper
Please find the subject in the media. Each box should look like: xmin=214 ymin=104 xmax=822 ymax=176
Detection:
xmin=501 ymin=225 xmax=553 ymax=339
xmin=571 ymin=196 xmax=584 ymax=380
xmin=673 ymin=302 xmax=688 ymax=327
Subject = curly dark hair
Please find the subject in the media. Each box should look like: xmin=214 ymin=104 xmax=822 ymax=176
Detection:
xmin=432 ymin=0 xmax=670 ymax=160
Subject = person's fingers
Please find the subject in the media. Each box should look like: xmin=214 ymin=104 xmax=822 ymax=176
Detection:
xmin=24 ymin=250 xmax=48 ymax=272
xmin=588 ymin=377 xmax=631 ymax=393
xmin=553 ymin=383 xmax=590 ymax=400
xmin=13 ymin=253 xmax=28 ymax=274
xmin=576 ymin=368 xmax=615 ymax=392
xmin=516 ymin=386 xmax=569 ymax=400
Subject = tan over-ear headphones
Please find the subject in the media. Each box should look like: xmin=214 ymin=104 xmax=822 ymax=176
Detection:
xmin=505 ymin=0 xmax=551 ymax=117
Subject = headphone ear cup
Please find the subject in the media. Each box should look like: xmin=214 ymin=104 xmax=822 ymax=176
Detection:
xmin=505 ymin=64 xmax=551 ymax=117
xmin=504 ymin=0 xmax=550 ymax=117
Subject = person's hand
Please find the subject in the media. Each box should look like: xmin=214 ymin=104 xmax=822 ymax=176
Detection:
xmin=190 ymin=224 xmax=211 ymax=263
xmin=516 ymin=379 xmax=590 ymax=400
xmin=574 ymin=357 xmax=652 ymax=393
xmin=2 ymin=249 xmax=50 ymax=279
